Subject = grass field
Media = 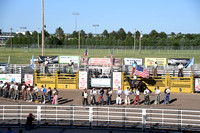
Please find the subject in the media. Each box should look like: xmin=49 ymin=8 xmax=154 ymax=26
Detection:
xmin=0 ymin=47 xmax=199 ymax=64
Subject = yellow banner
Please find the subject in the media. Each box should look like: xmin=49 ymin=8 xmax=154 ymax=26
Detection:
xmin=145 ymin=58 xmax=167 ymax=66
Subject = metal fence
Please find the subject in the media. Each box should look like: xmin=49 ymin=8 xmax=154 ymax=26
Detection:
xmin=0 ymin=105 xmax=200 ymax=131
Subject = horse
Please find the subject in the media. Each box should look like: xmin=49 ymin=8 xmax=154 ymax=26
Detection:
xmin=124 ymin=76 xmax=147 ymax=92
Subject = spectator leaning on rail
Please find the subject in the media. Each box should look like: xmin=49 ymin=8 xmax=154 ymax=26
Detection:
xmin=106 ymin=88 xmax=112 ymax=105
xmin=116 ymin=86 xmax=123 ymax=105
xmin=52 ymin=88 xmax=58 ymax=105
xmin=124 ymin=87 xmax=131 ymax=105
xmin=40 ymin=85 xmax=46 ymax=104
xmin=164 ymin=86 xmax=170 ymax=104
xmin=144 ymin=87 xmax=150 ymax=105
xmin=33 ymin=84 xmax=39 ymax=102
xmin=90 ymin=88 xmax=97 ymax=105
xmin=178 ymin=62 xmax=184 ymax=77
xmin=47 ymin=87 xmax=52 ymax=103
xmin=9 ymin=81 xmax=15 ymax=99
xmin=82 ymin=88 xmax=89 ymax=106
xmin=0 ymin=81 xmax=4 ymax=97
xmin=14 ymin=83 xmax=19 ymax=100
xmin=98 ymin=88 xmax=104 ymax=105
xmin=153 ymin=61 xmax=158 ymax=76
xmin=27 ymin=84 xmax=33 ymax=102
xmin=22 ymin=82 xmax=27 ymax=101
xmin=44 ymin=59 xmax=49 ymax=74
xmin=154 ymin=86 xmax=161 ymax=104
xmin=133 ymin=88 xmax=140 ymax=105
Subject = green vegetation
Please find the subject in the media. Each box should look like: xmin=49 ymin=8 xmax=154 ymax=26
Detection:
xmin=0 ymin=47 xmax=199 ymax=64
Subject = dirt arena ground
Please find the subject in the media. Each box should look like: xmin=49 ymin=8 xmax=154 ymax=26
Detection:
xmin=0 ymin=89 xmax=199 ymax=110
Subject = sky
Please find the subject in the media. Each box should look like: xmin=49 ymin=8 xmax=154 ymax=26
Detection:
xmin=0 ymin=0 xmax=200 ymax=34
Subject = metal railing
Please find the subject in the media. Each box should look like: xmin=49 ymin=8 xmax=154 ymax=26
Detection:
xmin=0 ymin=105 xmax=200 ymax=131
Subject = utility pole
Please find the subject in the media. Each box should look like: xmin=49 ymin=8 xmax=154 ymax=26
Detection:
xmin=42 ymin=0 xmax=44 ymax=56
xmin=134 ymin=28 xmax=136 ymax=52
xmin=10 ymin=28 xmax=12 ymax=50
xmin=139 ymin=30 xmax=142 ymax=54
xmin=78 ymin=30 xmax=80 ymax=54
xmin=38 ymin=28 xmax=40 ymax=48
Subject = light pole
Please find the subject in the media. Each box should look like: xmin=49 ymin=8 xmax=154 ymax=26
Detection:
xmin=139 ymin=30 xmax=142 ymax=54
xmin=134 ymin=28 xmax=136 ymax=52
xmin=93 ymin=24 xmax=99 ymax=36
xmin=38 ymin=28 xmax=40 ymax=48
xmin=10 ymin=28 xmax=12 ymax=50
xmin=42 ymin=0 xmax=44 ymax=56
xmin=72 ymin=12 xmax=80 ymax=31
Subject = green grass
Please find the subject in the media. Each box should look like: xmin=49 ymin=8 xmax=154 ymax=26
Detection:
xmin=0 ymin=47 xmax=199 ymax=64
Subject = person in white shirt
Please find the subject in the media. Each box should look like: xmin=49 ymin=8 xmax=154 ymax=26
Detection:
xmin=144 ymin=87 xmax=150 ymax=105
xmin=154 ymin=86 xmax=161 ymax=104
xmin=33 ymin=84 xmax=39 ymax=102
xmin=178 ymin=62 xmax=184 ymax=77
xmin=134 ymin=88 xmax=140 ymax=105
xmin=90 ymin=88 xmax=97 ymax=105
xmin=153 ymin=61 xmax=158 ymax=76
xmin=116 ymin=86 xmax=123 ymax=105
xmin=14 ymin=83 xmax=19 ymax=100
xmin=0 ymin=81 xmax=4 ymax=97
xmin=82 ymin=89 xmax=88 ymax=106
xmin=9 ymin=81 xmax=15 ymax=99
xmin=44 ymin=59 xmax=49 ymax=74
xmin=124 ymin=87 xmax=131 ymax=105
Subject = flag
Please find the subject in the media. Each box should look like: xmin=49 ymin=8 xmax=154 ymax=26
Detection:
xmin=185 ymin=57 xmax=194 ymax=68
xmin=135 ymin=65 xmax=149 ymax=78
xmin=83 ymin=48 xmax=88 ymax=61
xmin=6 ymin=55 xmax=10 ymax=68
xmin=31 ymin=55 xmax=34 ymax=69
xmin=110 ymin=49 xmax=113 ymax=65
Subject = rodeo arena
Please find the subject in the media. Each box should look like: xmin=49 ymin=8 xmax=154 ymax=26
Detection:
xmin=0 ymin=51 xmax=200 ymax=133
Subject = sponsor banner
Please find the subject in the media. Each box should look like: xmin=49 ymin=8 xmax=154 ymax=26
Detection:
xmin=145 ymin=58 xmax=167 ymax=66
xmin=91 ymin=78 xmax=111 ymax=87
xmin=0 ymin=74 xmax=21 ymax=83
xmin=113 ymin=72 xmax=122 ymax=90
xmin=79 ymin=71 xmax=87 ymax=89
xmin=168 ymin=58 xmax=190 ymax=66
xmin=88 ymin=58 xmax=112 ymax=66
xmin=195 ymin=78 xmax=200 ymax=92
xmin=25 ymin=74 xmax=34 ymax=86
xmin=59 ymin=56 xmax=79 ymax=64
xmin=124 ymin=58 xmax=143 ymax=66
xmin=38 ymin=56 xmax=58 ymax=64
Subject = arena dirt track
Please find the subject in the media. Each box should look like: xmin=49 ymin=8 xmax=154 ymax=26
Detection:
xmin=0 ymin=89 xmax=199 ymax=110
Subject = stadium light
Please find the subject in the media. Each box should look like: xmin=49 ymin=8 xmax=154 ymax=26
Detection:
xmin=93 ymin=24 xmax=99 ymax=36
xmin=72 ymin=12 xmax=80 ymax=31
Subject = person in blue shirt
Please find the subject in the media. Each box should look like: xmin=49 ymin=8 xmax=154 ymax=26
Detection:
xmin=116 ymin=86 xmax=123 ymax=105
xmin=124 ymin=87 xmax=131 ymax=105
xmin=131 ymin=60 xmax=137 ymax=75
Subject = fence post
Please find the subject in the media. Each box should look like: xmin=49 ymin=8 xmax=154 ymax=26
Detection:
xmin=34 ymin=70 xmax=37 ymax=85
xmin=142 ymin=109 xmax=146 ymax=131
xmin=191 ymin=74 xmax=194 ymax=93
xmin=37 ymin=105 xmax=41 ymax=126
xmin=122 ymin=72 xmax=124 ymax=91
xmin=89 ymin=107 xmax=93 ymax=129
xmin=55 ymin=71 xmax=58 ymax=89
xmin=3 ymin=105 xmax=5 ymax=126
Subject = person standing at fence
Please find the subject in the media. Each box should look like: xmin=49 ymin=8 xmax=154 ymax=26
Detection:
xmin=178 ymin=62 xmax=184 ymax=77
xmin=98 ymin=88 xmax=104 ymax=105
xmin=44 ymin=59 xmax=49 ymax=74
xmin=116 ymin=86 xmax=123 ymax=105
xmin=0 ymin=81 xmax=4 ymax=97
xmin=132 ymin=60 xmax=137 ymax=75
xmin=52 ymin=88 xmax=58 ymax=105
xmin=47 ymin=87 xmax=52 ymax=103
xmin=82 ymin=88 xmax=88 ymax=106
xmin=5 ymin=82 xmax=10 ymax=98
xmin=9 ymin=81 xmax=15 ymax=99
xmin=22 ymin=82 xmax=27 ymax=101
xmin=133 ymin=88 xmax=140 ymax=105
xmin=25 ymin=113 xmax=35 ymax=130
xmin=153 ymin=61 xmax=158 ymax=76
xmin=68 ymin=60 xmax=74 ymax=74
xmin=40 ymin=85 xmax=46 ymax=104
xmin=164 ymin=86 xmax=170 ymax=104
xmin=14 ymin=83 xmax=19 ymax=100
xmin=106 ymin=88 xmax=112 ymax=105
xmin=154 ymin=86 xmax=161 ymax=104
xmin=27 ymin=84 xmax=33 ymax=102
xmin=90 ymin=88 xmax=97 ymax=105
xmin=33 ymin=84 xmax=39 ymax=102
xmin=144 ymin=87 xmax=150 ymax=105
xmin=124 ymin=87 xmax=131 ymax=105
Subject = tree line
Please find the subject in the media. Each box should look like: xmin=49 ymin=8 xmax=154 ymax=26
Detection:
xmin=5 ymin=27 xmax=200 ymax=48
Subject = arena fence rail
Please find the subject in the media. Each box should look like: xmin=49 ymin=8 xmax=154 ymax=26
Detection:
xmin=0 ymin=105 xmax=200 ymax=131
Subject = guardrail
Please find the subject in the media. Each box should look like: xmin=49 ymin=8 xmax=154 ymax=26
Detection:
xmin=0 ymin=105 xmax=200 ymax=131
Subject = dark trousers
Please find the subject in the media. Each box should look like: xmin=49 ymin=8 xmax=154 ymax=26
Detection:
xmin=106 ymin=96 xmax=112 ymax=105
xmin=144 ymin=95 xmax=150 ymax=105
xmin=83 ymin=98 xmax=88 ymax=105
xmin=48 ymin=94 xmax=51 ymax=103
xmin=45 ymin=66 xmax=49 ymax=73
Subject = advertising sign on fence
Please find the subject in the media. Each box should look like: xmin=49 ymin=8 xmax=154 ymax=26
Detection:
xmin=25 ymin=74 xmax=34 ymax=86
xmin=38 ymin=56 xmax=58 ymax=64
xmin=0 ymin=74 xmax=21 ymax=83
xmin=59 ymin=56 xmax=79 ymax=64
xmin=79 ymin=71 xmax=87 ymax=89
xmin=91 ymin=78 xmax=111 ymax=87
xmin=168 ymin=58 xmax=190 ymax=66
xmin=195 ymin=78 xmax=200 ymax=92
xmin=88 ymin=58 xmax=112 ymax=66
xmin=145 ymin=58 xmax=167 ymax=66
xmin=113 ymin=72 xmax=122 ymax=90
xmin=124 ymin=58 xmax=143 ymax=66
